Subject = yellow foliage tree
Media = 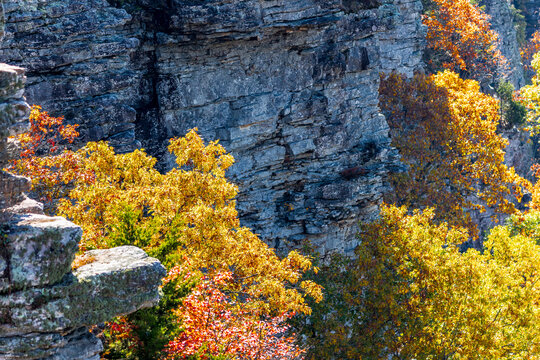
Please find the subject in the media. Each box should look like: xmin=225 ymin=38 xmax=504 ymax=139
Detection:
xmin=58 ymin=129 xmax=322 ymax=316
xmin=518 ymin=52 xmax=540 ymax=134
xmin=380 ymin=70 xmax=528 ymax=234
xmin=346 ymin=204 xmax=540 ymax=359
xmin=12 ymin=110 xmax=321 ymax=358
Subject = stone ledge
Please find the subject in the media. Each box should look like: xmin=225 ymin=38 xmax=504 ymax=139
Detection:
xmin=1 ymin=214 xmax=82 ymax=293
xmin=0 ymin=246 xmax=166 ymax=336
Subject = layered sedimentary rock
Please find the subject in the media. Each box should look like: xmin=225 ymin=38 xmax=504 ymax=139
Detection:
xmin=146 ymin=0 xmax=425 ymax=252
xmin=0 ymin=64 xmax=166 ymax=360
xmin=0 ymin=0 xmax=141 ymax=153
xmin=0 ymin=0 xmax=425 ymax=253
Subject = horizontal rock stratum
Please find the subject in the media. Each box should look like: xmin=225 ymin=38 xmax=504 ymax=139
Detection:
xmin=0 ymin=0 xmax=426 ymax=253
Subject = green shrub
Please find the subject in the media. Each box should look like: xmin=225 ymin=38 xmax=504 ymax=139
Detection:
xmin=497 ymin=80 xmax=527 ymax=128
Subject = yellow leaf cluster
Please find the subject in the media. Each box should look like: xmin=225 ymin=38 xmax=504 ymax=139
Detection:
xmin=518 ymin=52 xmax=540 ymax=134
xmin=380 ymin=71 xmax=529 ymax=234
xmin=58 ymin=129 xmax=322 ymax=315
xmin=352 ymin=204 xmax=540 ymax=359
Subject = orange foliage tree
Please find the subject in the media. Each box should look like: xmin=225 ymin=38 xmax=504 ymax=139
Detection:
xmin=163 ymin=271 xmax=304 ymax=360
xmin=379 ymin=70 xmax=528 ymax=234
xmin=423 ymin=0 xmax=506 ymax=82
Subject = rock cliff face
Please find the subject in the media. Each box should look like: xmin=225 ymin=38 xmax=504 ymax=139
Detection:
xmin=144 ymin=0 xmax=425 ymax=252
xmin=0 ymin=63 xmax=166 ymax=360
xmin=482 ymin=0 xmax=525 ymax=88
xmin=0 ymin=0 xmax=425 ymax=253
xmin=0 ymin=0 xmax=142 ymax=153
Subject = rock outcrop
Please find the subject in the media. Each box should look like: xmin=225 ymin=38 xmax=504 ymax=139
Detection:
xmin=0 ymin=63 xmax=166 ymax=360
xmin=0 ymin=0 xmax=426 ymax=253
xmin=0 ymin=64 xmax=31 ymax=214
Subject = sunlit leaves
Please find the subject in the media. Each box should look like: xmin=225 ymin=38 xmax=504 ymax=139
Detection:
xmin=14 ymin=115 xmax=321 ymax=359
xmin=349 ymin=204 xmax=540 ymax=359
xmin=518 ymin=52 xmax=540 ymax=134
xmin=380 ymin=71 xmax=529 ymax=234
xmin=54 ymin=130 xmax=321 ymax=316
xmin=9 ymin=106 xmax=92 ymax=211
xmin=424 ymin=0 xmax=506 ymax=82
xmin=164 ymin=271 xmax=304 ymax=360
xmin=521 ymin=31 xmax=540 ymax=80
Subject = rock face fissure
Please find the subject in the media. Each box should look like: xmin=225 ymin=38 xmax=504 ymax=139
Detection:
xmin=0 ymin=57 xmax=166 ymax=360
xmin=0 ymin=0 xmax=426 ymax=253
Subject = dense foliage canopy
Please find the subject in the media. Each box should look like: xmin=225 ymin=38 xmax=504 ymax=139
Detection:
xmin=299 ymin=205 xmax=540 ymax=360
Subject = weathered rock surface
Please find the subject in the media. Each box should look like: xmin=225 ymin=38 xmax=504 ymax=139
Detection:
xmin=0 ymin=234 xmax=165 ymax=359
xmin=0 ymin=209 xmax=165 ymax=360
xmin=0 ymin=63 xmax=30 ymax=215
xmin=0 ymin=0 xmax=536 ymax=254
xmin=0 ymin=0 xmax=141 ymax=153
xmin=0 ymin=0 xmax=425 ymax=253
xmin=0 ymin=243 xmax=164 ymax=359
xmin=504 ymin=127 xmax=536 ymax=181
xmin=0 ymin=246 xmax=165 ymax=336
xmin=0 ymin=64 xmax=28 ymax=145
xmin=0 ymin=172 xmax=30 ymax=212
xmin=1 ymin=214 xmax=81 ymax=292
xmin=0 ymin=213 xmax=166 ymax=360
xmin=150 ymin=0 xmax=422 ymax=252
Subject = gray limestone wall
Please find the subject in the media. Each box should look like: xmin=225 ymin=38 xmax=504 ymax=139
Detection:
xmin=0 ymin=0 xmax=426 ymax=253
